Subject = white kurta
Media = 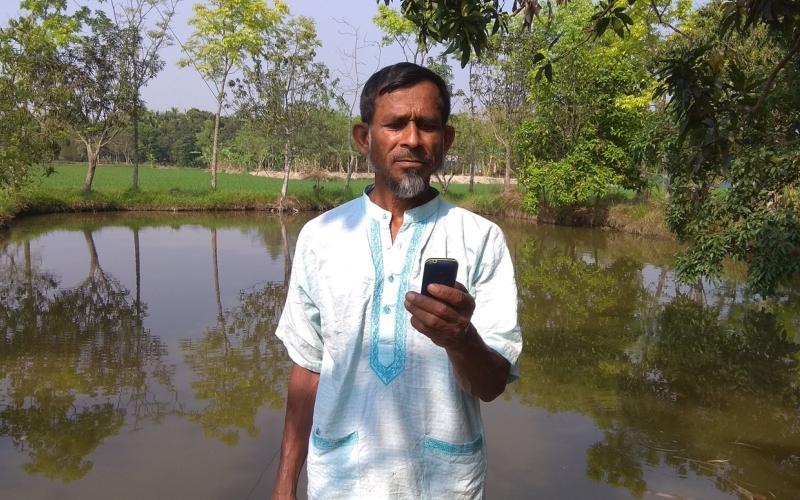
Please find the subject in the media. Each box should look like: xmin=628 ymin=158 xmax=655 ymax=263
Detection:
xmin=276 ymin=188 xmax=522 ymax=499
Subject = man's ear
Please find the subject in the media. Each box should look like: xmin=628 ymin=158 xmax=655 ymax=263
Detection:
xmin=352 ymin=122 xmax=370 ymax=155
xmin=444 ymin=125 xmax=455 ymax=152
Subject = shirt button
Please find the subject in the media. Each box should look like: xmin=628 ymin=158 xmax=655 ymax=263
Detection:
xmin=388 ymin=275 xmax=395 ymax=283
xmin=383 ymin=305 xmax=391 ymax=314
xmin=382 ymin=214 xmax=388 ymax=220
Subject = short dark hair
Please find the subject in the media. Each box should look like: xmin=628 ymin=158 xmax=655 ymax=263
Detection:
xmin=359 ymin=62 xmax=451 ymax=125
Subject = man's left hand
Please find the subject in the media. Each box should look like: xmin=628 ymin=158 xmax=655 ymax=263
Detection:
xmin=404 ymin=282 xmax=475 ymax=351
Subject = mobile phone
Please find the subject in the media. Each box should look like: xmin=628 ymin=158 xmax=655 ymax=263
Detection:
xmin=420 ymin=258 xmax=459 ymax=297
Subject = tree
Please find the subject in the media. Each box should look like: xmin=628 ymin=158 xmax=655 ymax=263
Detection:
xmin=240 ymin=14 xmax=332 ymax=208
xmin=448 ymin=111 xmax=496 ymax=192
xmin=471 ymin=21 xmax=534 ymax=189
xmin=136 ymin=107 xmax=213 ymax=167
xmin=59 ymin=11 xmax=136 ymax=193
xmin=381 ymin=0 xmax=800 ymax=294
xmin=180 ymin=0 xmax=286 ymax=191
xmin=110 ymin=0 xmax=179 ymax=190
xmin=654 ymin=1 xmax=800 ymax=295
xmin=516 ymin=0 xmax=656 ymax=210
xmin=376 ymin=0 xmax=508 ymax=67
xmin=333 ymin=19 xmax=381 ymax=188
xmin=373 ymin=3 xmax=429 ymax=64
xmin=0 ymin=0 xmax=82 ymax=192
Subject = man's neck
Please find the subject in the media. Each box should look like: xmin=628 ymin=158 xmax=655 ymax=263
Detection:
xmin=368 ymin=184 xmax=437 ymax=242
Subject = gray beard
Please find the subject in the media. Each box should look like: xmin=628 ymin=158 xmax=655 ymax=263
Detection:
xmin=366 ymin=134 xmax=433 ymax=199
xmin=386 ymin=170 xmax=427 ymax=199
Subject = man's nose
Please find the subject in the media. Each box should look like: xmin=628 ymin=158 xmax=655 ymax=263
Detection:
xmin=400 ymin=122 xmax=421 ymax=149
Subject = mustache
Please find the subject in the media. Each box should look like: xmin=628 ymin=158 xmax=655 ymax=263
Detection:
xmin=390 ymin=152 xmax=430 ymax=163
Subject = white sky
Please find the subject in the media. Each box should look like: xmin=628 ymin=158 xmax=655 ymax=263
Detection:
xmin=0 ymin=0 xmax=470 ymax=113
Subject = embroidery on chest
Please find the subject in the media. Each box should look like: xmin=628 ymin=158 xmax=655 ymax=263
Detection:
xmin=367 ymin=219 xmax=425 ymax=385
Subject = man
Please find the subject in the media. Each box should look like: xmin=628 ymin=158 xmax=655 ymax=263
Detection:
xmin=272 ymin=62 xmax=521 ymax=499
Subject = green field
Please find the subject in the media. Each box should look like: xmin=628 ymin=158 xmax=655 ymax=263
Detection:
xmin=1 ymin=163 xmax=506 ymax=226
xmin=39 ymin=163 xmax=373 ymax=195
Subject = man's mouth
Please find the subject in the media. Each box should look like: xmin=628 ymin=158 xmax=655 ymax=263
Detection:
xmin=394 ymin=158 xmax=428 ymax=166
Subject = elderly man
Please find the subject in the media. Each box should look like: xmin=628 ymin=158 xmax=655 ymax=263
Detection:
xmin=272 ymin=62 xmax=521 ymax=499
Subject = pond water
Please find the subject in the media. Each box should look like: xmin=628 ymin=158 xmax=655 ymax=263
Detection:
xmin=0 ymin=212 xmax=798 ymax=499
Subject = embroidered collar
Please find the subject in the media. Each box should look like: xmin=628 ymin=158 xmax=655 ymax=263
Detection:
xmin=362 ymin=184 xmax=441 ymax=225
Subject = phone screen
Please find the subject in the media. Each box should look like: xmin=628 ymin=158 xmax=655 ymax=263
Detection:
xmin=420 ymin=258 xmax=459 ymax=297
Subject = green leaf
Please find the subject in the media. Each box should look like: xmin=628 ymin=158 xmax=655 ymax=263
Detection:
xmin=595 ymin=16 xmax=611 ymax=37
xmin=616 ymin=12 xmax=633 ymax=26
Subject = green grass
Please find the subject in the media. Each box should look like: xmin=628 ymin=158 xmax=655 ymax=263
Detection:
xmin=0 ymin=163 xmax=508 ymax=226
xmin=40 ymin=163 xmax=374 ymax=196
xmin=0 ymin=164 xmax=672 ymax=238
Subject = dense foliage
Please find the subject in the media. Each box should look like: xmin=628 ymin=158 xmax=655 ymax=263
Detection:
xmin=516 ymin=0 xmax=656 ymax=210
xmin=0 ymin=0 xmax=77 ymax=191
xmin=384 ymin=0 xmax=800 ymax=293
xmin=654 ymin=2 xmax=800 ymax=295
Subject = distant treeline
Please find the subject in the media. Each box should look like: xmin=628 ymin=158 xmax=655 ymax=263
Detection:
xmin=57 ymin=107 xmax=510 ymax=177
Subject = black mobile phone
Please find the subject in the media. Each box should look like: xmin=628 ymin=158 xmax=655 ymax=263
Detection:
xmin=420 ymin=258 xmax=459 ymax=297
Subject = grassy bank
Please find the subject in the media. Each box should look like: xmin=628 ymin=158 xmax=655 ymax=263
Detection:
xmin=1 ymin=164 xmax=670 ymax=238
xmin=528 ymin=187 xmax=670 ymax=238
xmin=0 ymin=164 xmax=505 ymax=226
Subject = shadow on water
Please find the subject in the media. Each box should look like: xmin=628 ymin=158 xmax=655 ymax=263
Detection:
xmin=506 ymin=224 xmax=800 ymax=498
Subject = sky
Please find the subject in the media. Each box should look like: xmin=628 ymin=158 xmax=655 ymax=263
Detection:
xmin=0 ymin=0 xmax=470 ymax=113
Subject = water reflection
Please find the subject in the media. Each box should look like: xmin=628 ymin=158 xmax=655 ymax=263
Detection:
xmin=0 ymin=214 xmax=798 ymax=498
xmin=0 ymin=215 xmax=296 ymax=489
xmin=182 ymin=281 xmax=290 ymax=445
xmin=510 ymin=226 xmax=800 ymax=498
xmin=0 ymin=231 xmax=172 ymax=481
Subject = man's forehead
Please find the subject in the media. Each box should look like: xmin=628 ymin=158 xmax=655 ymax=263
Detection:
xmin=374 ymin=81 xmax=443 ymax=118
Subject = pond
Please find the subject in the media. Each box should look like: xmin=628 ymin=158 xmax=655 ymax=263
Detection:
xmin=0 ymin=212 xmax=798 ymax=499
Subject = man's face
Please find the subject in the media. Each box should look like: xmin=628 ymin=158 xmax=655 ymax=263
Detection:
xmin=354 ymin=81 xmax=455 ymax=199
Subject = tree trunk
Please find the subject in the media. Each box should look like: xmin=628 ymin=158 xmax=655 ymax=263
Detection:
xmin=211 ymin=228 xmax=223 ymax=323
xmin=84 ymin=229 xmax=100 ymax=276
xmin=344 ymin=153 xmax=354 ymax=190
xmin=469 ymin=162 xmax=475 ymax=194
xmin=133 ymin=227 xmax=141 ymax=317
xmin=210 ymin=88 xmax=224 ymax=192
xmin=503 ymin=141 xmax=512 ymax=190
xmin=280 ymin=139 xmax=291 ymax=208
xmin=24 ymin=240 xmax=32 ymax=295
xmin=281 ymin=217 xmax=292 ymax=285
xmin=83 ymin=142 xmax=99 ymax=193
xmin=132 ymin=102 xmax=140 ymax=190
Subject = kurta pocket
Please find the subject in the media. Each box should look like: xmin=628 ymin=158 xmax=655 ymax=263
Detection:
xmin=422 ymin=434 xmax=486 ymax=499
xmin=307 ymin=429 xmax=359 ymax=500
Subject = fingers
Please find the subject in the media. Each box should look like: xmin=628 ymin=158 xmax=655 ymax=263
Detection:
xmin=405 ymin=297 xmax=470 ymax=349
xmin=419 ymin=281 xmax=475 ymax=313
xmin=405 ymin=294 xmax=460 ymax=329
xmin=404 ymin=282 xmax=475 ymax=350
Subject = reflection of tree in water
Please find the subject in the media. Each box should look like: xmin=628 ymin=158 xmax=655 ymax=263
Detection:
xmin=513 ymin=237 xmax=646 ymax=411
xmin=0 ymin=231 xmax=174 ymax=482
xmin=182 ymin=280 xmax=291 ymax=446
xmin=511 ymin=232 xmax=800 ymax=498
